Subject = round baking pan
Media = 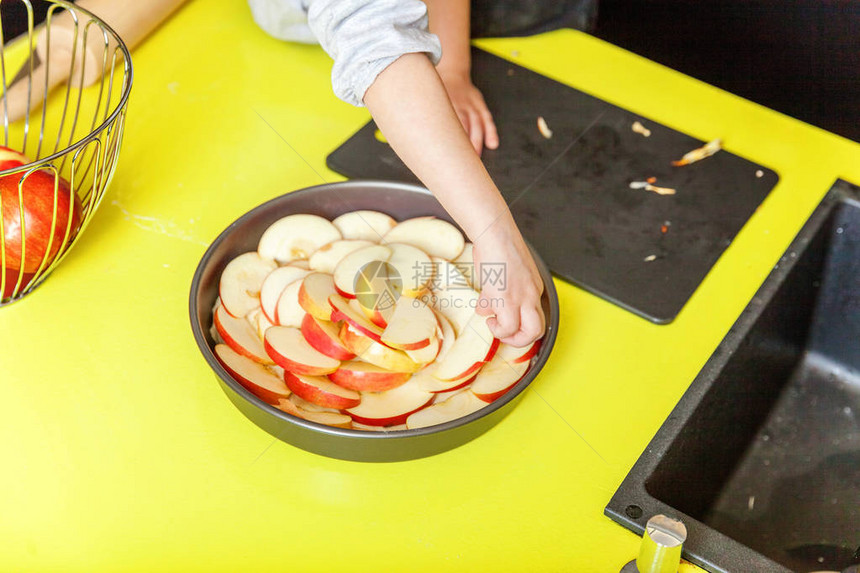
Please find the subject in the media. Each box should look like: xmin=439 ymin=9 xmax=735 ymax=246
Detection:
xmin=189 ymin=180 xmax=559 ymax=462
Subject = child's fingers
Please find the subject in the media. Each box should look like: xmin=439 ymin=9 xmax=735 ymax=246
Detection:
xmin=467 ymin=110 xmax=484 ymax=155
xmin=479 ymin=106 xmax=499 ymax=150
xmin=475 ymin=295 xmax=495 ymax=316
xmin=501 ymin=306 xmax=545 ymax=347
xmin=486 ymin=306 xmax=520 ymax=340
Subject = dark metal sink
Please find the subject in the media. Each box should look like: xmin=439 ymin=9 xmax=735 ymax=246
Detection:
xmin=607 ymin=180 xmax=860 ymax=572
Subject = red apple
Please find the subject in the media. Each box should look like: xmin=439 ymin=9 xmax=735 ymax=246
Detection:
xmin=264 ymin=325 xmax=341 ymax=376
xmin=300 ymin=313 xmax=356 ymax=361
xmin=214 ymin=344 xmax=290 ymax=404
xmin=283 ymin=370 xmax=361 ymax=410
xmin=328 ymin=360 xmax=412 ymax=392
xmin=345 ymin=378 xmax=434 ymax=426
xmin=214 ymin=304 xmax=273 ymax=364
xmin=1 ymin=164 xmax=82 ymax=273
xmin=1 ymin=267 xmax=34 ymax=299
xmin=0 ymin=146 xmax=29 ymax=171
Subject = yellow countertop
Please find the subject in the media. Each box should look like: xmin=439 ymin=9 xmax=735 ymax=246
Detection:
xmin=2 ymin=0 xmax=859 ymax=571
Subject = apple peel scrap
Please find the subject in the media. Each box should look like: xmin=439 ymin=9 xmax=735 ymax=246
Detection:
xmin=211 ymin=209 xmax=545 ymax=431
xmin=537 ymin=116 xmax=553 ymax=139
xmin=671 ymin=138 xmax=722 ymax=166
xmin=629 ymin=181 xmax=676 ymax=196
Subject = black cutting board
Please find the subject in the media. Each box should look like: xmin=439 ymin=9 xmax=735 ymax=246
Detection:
xmin=326 ymin=47 xmax=779 ymax=323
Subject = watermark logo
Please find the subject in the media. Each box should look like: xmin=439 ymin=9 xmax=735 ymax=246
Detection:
xmin=411 ymin=261 xmax=507 ymax=291
xmin=355 ymin=260 xmax=401 ymax=313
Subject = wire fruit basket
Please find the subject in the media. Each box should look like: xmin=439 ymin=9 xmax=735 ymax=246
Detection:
xmin=0 ymin=0 xmax=132 ymax=305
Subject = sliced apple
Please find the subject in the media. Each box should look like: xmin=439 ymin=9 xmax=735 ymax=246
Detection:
xmin=338 ymin=321 xmax=373 ymax=355
xmin=264 ymin=325 xmax=340 ymax=375
xmin=351 ymin=422 xmax=408 ymax=432
xmin=260 ymin=265 xmax=311 ymax=323
xmin=289 ymin=260 xmax=311 ymax=270
xmin=470 ymin=354 xmax=530 ymax=402
xmin=426 ymin=263 xmax=479 ymax=335
xmin=298 ymin=272 xmax=337 ymax=321
xmin=308 ymin=239 xmax=374 ymax=274
xmin=283 ymin=371 xmax=361 ymax=409
xmin=433 ymin=313 xmax=457 ymax=360
xmin=300 ymin=313 xmax=356 ymax=361
xmin=432 ymin=313 xmax=499 ymax=381
xmin=257 ymin=214 xmax=342 ymax=263
xmin=361 ymin=298 xmax=394 ymax=329
xmin=332 ymin=210 xmax=397 ymax=241
xmin=214 ymin=344 xmax=289 ymax=404
xmin=247 ymin=307 xmax=275 ymax=342
xmin=338 ymin=323 xmax=422 ymax=373
xmin=214 ymin=304 xmax=273 ymax=364
xmin=405 ymin=334 xmax=441 ymax=365
xmin=332 ymin=244 xmax=391 ymax=299
xmin=274 ymin=279 xmax=306 ymax=327
xmin=453 ymin=242 xmax=476 ymax=289
xmin=432 ymin=257 xmax=472 ymax=289
xmin=276 ymin=398 xmax=352 ymax=428
xmin=409 ymin=312 xmax=453 ymax=368
xmin=432 ymin=386 xmax=470 ymax=404
xmin=386 ymin=242 xmax=433 ymax=297
xmin=417 ymin=369 xmax=477 ymax=393
xmin=329 ymin=294 xmax=384 ymax=342
xmin=406 ymin=389 xmax=487 ymax=429
xmin=328 ymin=360 xmax=412 ymax=392
xmin=345 ymin=378 xmax=434 ymax=426
xmin=380 ymin=296 xmax=437 ymax=351
xmin=495 ymin=339 xmax=541 ymax=364
xmin=289 ymin=393 xmax=341 ymax=413
xmin=382 ymin=216 xmax=465 ymax=260
xmin=218 ymin=252 xmax=276 ymax=318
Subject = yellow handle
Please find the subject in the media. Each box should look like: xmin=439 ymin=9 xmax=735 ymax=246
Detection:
xmin=5 ymin=0 xmax=188 ymax=123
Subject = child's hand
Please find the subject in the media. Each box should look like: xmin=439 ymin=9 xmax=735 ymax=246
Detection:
xmin=438 ymin=70 xmax=499 ymax=156
xmin=472 ymin=221 xmax=545 ymax=348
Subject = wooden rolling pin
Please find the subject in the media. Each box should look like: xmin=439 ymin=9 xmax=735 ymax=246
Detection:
xmin=5 ymin=0 xmax=188 ymax=123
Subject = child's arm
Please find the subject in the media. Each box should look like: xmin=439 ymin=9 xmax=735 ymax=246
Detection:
xmin=364 ymin=53 xmax=544 ymax=347
xmin=424 ymin=0 xmax=498 ymax=155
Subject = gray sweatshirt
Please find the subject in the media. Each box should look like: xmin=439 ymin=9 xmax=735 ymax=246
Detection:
xmin=248 ymin=0 xmax=443 ymax=107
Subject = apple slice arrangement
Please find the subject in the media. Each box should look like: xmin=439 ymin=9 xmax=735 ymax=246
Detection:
xmin=211 ymin=211 xmax=543 ymax=431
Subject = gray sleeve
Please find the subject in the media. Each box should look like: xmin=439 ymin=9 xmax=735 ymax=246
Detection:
xmin=306 ymin=0 xmax=442 ymax=107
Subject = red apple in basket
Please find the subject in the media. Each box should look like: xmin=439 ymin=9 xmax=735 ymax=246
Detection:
xmin=0 ymin=147 xmax=30 ymax=171
xmin=1 ymin=267 xmax=34 ymax=299
xmin=1 ymin=152 xmax=82 ymax=273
